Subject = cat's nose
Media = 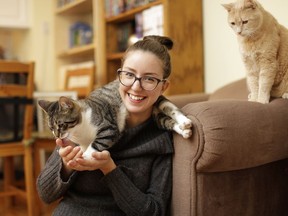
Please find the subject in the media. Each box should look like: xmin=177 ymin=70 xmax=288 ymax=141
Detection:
xmin=54 ymin=131 xmax=60 ymax=138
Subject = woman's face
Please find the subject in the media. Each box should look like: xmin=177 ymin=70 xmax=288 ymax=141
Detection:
xmin=119 ymin=50 xmax=169 ymax=124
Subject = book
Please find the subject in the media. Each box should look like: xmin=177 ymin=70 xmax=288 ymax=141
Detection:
xmin=142 ymin=4 xmax=163 ymax=36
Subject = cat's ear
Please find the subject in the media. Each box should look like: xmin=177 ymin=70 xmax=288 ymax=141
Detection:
xmin=59 ymin=96 xmax=74 ymax=110
xmin=38 ymin=100 xmax=51 ymax=113
xmin=222 ymin=3 xmax=233 ymax=12
xmin=244 ymin=0 xmax=257 ymax=9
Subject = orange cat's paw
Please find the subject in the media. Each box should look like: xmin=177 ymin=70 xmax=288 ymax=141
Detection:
xmin=248 ymin=93 xmax=257 ymax=102
xmin=282 ymin=93 xmax=288 ymax=99
xmin=257 ymin=94 xmax=270 ymax=104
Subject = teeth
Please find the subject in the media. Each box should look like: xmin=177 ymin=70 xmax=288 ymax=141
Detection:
xmin=129 ymin=93 xmax=144 ymax=101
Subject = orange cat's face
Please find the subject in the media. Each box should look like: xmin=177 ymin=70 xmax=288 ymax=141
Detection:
xmin=223 ymin=0 xmax=263 ymax=37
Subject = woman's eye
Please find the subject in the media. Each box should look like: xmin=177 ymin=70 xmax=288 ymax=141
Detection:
xmin=242 ymin=20 xmax=248 ymax=24
xmin=143 ymin=76 xmax=156 ymax=83
xmin=124 ymin=72 xmax=135 ymax=78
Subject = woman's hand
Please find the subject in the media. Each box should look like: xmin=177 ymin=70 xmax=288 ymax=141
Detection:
xmin=72 ymin=151 xmax=117 ymax=175
xmin=56 ymin=138 xmax=83 ymax=178
xmin=56 ymin=138 xmax=116 ymax=175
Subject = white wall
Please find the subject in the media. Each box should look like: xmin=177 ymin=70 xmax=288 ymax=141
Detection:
xmin=0 ymin=0 xmax=55 ymax=91
xmin=203 ymin=0 xmax=288 ymax=93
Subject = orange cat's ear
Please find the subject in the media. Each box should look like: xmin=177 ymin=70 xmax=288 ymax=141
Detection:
xmin=244 ymin=0 xmax=257 ymax=9
xmin=222 ymin=3 xmax=233 ymax=12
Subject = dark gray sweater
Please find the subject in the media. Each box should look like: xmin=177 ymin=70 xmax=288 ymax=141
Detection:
xmin=37 ymin=117 xmax=174 ymax=216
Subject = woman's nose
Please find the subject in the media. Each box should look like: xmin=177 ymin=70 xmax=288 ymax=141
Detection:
xmin=131 ymin=79 xmax=142 ymax=91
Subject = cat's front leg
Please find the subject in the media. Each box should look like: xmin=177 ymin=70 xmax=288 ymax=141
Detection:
xmin=257 ymin=76 xmax=275 ymax=104
xmin=246 ymin=76 xmax=259 ymax=102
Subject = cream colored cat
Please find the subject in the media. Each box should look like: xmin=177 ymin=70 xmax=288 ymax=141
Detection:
xmin=223 ymin=0 xmax=288 ymax=104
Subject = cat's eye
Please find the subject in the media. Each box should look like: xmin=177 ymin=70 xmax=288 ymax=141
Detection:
xmin=231 ymin=22 xmax=235 ymax=25
xmin=242 ymin=20 xmax=248 ymax=24
xmin=64 ymin=120 xmax=77 ymax=124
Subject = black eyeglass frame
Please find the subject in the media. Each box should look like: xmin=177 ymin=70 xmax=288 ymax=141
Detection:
xmin=117 ymin=69 xmax=166 ymax=91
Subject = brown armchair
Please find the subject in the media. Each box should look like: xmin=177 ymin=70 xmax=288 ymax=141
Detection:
xmin=169 ymin=79 xmax=288 ymax=216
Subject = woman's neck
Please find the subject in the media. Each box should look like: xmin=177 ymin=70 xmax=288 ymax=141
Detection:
xmin=126 ymin=113 xmax=151 ymax=128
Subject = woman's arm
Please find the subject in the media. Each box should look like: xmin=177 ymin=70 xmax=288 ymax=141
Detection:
xmin=36 ymin=148 xmax=78 ymax=203
xmin=36 ymin=139 xmax=81 ymax=203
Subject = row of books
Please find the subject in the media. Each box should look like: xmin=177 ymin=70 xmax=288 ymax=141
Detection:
xmin=116 ymin=4 xmax=163 ymax=52
xmin=69 ymin=22 xmax=93 ymax=48
xmin=105 ymin=0 xmax=157 ymax=18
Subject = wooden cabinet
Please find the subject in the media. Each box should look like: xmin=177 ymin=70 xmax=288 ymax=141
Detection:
xmin=0 ymin=0 xmax=29 ymax=28
xmin=101 ymin=0 xmax=204 ymax=95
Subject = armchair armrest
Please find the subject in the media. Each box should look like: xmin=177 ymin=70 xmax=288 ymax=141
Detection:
xmin=174 ymin=98 xmax=288 ymax=172
xmin=168 ymin=93 xmax=210 ymax=108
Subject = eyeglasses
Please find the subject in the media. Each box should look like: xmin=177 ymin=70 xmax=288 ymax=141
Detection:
xmin=117 ymin=69 xmax=166 ymax=91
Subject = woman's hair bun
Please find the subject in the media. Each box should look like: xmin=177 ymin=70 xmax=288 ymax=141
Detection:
xmin=143 ymin=35 xmax=173 ymax=50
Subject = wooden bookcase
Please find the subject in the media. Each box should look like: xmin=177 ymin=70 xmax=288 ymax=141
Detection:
xmin=54 ymin=0 xmax=106 ymax=89
xmin=101 ymin=0 xmax=204 ymax=95
xmin=54 ymin=0 xmax=204 ymax=94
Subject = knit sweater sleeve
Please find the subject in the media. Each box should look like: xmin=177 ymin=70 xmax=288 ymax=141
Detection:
xmin=102 ymin=153 xmax=172 ymax=216
xmin=36 ymin=148 xmax=78 ymax=204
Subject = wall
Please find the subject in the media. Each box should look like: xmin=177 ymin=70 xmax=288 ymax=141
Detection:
xmin=0 ymin=0 xmax=55 ymax=91
xmin=203 ymin=0 xmax=288 ymax=93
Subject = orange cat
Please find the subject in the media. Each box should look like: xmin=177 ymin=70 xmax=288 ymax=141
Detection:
xmin=223 ymin=0 xmax=288 ymax=104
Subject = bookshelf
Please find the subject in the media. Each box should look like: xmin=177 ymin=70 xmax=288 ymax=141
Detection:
xmin=102 ymin=0 xmax=204 ymax=95
xmin=54 ymin=0 xmax=204 ymax=95
xmin=54 ymin=0 xmax=106 ymax=90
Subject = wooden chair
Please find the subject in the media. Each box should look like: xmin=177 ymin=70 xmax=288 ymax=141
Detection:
xmin=64 ymin=66 xmax=95 ymax=98
xmin=0 ymin=61 xmax=36 ymax=215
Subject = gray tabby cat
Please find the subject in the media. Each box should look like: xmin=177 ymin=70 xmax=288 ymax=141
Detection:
xmin=38 ymin=80 xmax=192 ymax=159
xmin=223 ymin=0 xmax=288 ymax=104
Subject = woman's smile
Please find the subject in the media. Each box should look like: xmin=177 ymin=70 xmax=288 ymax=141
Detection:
xmin=128 ymin=93 xmax=146 ymax=102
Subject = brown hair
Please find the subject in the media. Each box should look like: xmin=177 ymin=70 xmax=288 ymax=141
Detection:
xmin=122 ymin=35 xmax=174 ymax=79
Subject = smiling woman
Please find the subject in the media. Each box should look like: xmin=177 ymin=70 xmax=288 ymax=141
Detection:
xmin=36 ymin=35 xmax=192 ymax=216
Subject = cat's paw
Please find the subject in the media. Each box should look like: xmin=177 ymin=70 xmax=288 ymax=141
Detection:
xmin=182 ymin=129 xmax=192 ymax=139
xmin=82 ymin=145 xmax=97 ymax=160
xmin=177 ymin=116 xmax=193 ymax=130
xmin=173 ymin=124 xmax=192 ymax=139
xmin=248 ymin=93 xmax=258 ymax=102
xmin=257 ymin=96 xmax=270 ymax=104
xmin=282 ymin=93 xmax=288 ymax=99
xmin=82 ymin=151 xmax=93 ymax=160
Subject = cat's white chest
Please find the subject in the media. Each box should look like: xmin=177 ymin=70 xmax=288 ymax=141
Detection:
xmin=67 ymin=108 xmax=97 ymax=151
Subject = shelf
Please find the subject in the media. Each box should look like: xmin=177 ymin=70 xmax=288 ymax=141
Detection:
xmin=106 ymin=0 xmax=163 ymax=23
xmin=57 ymin=43 xmax=95 ymax=58
xmin=107 ymin=52 xmax=125 ymax=61
xmin=56 ymin=0 xmax=93 ymax=15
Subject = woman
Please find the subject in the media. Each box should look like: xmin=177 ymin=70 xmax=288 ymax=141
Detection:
xmin=37 ymin=35 xmax=174 ymax=215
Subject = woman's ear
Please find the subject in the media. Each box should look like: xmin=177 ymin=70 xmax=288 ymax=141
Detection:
xmin=161 ymin=80 xmax=170 ymax=94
